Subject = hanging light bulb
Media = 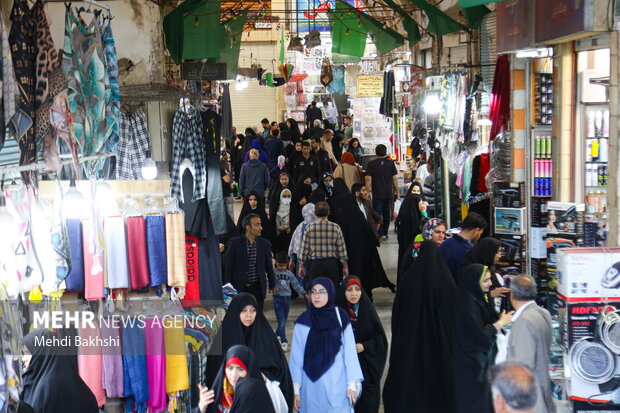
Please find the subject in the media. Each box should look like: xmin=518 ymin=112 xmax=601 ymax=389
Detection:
xmin=345 ymin=28 xmax=350 ymax=35
xmin=63 ymin=175 xmax=87 ymax=219
xmin=141 ymin=150 xmax=158 ymax=180
xmin=423 ymin=93 xmax=442 ymax=115
xmin=194 ymin=16 xmax=200 ymax=26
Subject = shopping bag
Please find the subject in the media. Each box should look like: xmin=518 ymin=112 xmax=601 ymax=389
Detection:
xmin=265 ymin=379 xmax=288 ymax=413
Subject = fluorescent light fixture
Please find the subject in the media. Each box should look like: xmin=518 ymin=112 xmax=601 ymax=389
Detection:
xmin=516 ymin=48 xmax=553 ymax=59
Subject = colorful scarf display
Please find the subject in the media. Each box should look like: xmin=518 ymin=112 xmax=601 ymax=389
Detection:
xmin=104 ymin=216 xmax=129 ymax=289
xmin=165 ymin=213 xmax=186 ymax=288
xmin=122 ymin=325 xmax=149 ymax=413
xmin=126 ymin=216 xmax=150 ymax=290
xmin=145 ymin=319 xmax=167 ymax=412
xmin=164 ymin=323 xmax=189 ymax=394
xmin=146 ymin=215 xmax=168 ymax=286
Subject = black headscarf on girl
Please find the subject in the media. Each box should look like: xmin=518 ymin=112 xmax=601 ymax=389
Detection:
xmin=295 ymin=277 xmax=350 ymax=382
xmin=384 ymin=241 xmax=457 ymax=413
xmin=405 ymin=181 xmax=425 ymax=198
xmin=22 ymin=329 xmax=99 ymax=413
xmin=242 ymin=128 xmax=257 ymax=158
xmin=287 ymin=118 xmax=301 ymax=142
xmin=347 ymin=138 xmax=364 ymax=164
xmin=459 ymin=237 xmax=501 ymax=276
xmin=269 ymin=172 xmax=291 ymax=223
xmin=395 ymin=193 xmax=424 ymax=284
xmin=236 ymin=191 xmax=271 ymax=240
xmin=278 ymin=122 xmax=291 ymax=141
xmin=205 ymin=345 xmax=275 ymax=413
xmin=335 ymin=276 xmax=387 ymax=411
xmin=291 ymin=176 xmax=313 ymax=229
xmin=205 ymin=294 xmax=294 ymax=410
xmin=451 ymin=264 xmax=499 ymax=413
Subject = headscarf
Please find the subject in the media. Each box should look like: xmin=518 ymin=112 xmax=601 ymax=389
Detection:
xmin=384 ymin=241 xmax=457 ymax=413
xmin=340 ymin=152 xmax=365 ymax=183
xmin=287 ymin=118 xmax=302 ymax=142
xmin=206 ymin=345 xmax=274 ymax=413
xmin=406 ymin=181 xmax=425 ymax=198
xmin=347 ymin=138 xmax=364 ymax=163
xmin=289 ymin=203 xmax=316 ymax=258
xmin=236 ymin=191 xmax=271 ymax=240
xmin=243 ymin=139 xmax=268 ymax=164
xmin=276 ymin=189 xmax=292 ymax=219
xmin=22 ymin=329 xmax=99 ymax=413
xmin=277 ymin=155 xmax=286 ymax=169
xmin=268 ymin=172 xmax=290 ymax=218
xmin=205 ymin=294 xmax=294 ymax=409
xmin=290 ymin=177 xmax=313 ymax=229
xmin=335 ymin=276 xmax=388 ymax=404
xmin=422 ymin=218 xmax=445 ymax=241
xmin=295 ymin=277 xmax=351 ymax=382
xmin=322 ymin=172 xmax=334 ymax=197
xmin=459 ymin=237 xmax=501 ymax=276
xmin=460 ymin=264 xmax=491 ymax=305
xmin=395 ymin=193 xmax=425 ymax=283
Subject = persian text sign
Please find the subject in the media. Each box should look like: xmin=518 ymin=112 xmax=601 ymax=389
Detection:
xmin=356 ymin=75 xmax=384 ymax=97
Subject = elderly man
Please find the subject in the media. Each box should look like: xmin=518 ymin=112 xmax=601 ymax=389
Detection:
xmin=489 ymin=362 xmax=538 ymax=413
xmin=505 ymin=276 xmax=555 ymax=413
xmin=321 ymin=129 xmax=339 ymax=169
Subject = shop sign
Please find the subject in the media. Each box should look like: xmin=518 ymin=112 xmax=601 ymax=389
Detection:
xmin=496 ymin=0 xmax=535 ymax=53
xmin=535 ymin=0 xmax=593 ymax=44
xmin=356 ymin=75 xmax=384 ymax=97
xmin=181 ymin=63 xmax=228 ymax=81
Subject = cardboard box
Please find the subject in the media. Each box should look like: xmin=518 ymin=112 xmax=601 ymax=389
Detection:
xmin=494 ymin=207 xmax=526 ymax=235
xmin=531 ymin=196 xmax=550 ymax=227
xmin=493 ymin=181 xmax=525 ymax=208
xmin=572 ymin=400 xmax=620 ymax=412
xmin=495 ymin=234 xmax=526 ymax=261
xmin=557 ymin=247 xmax=620 ymax=301
xmin=557 ymin=299 xmax=620 ymax=351
xmin=547 ymin=202 xmax=585 ymax=236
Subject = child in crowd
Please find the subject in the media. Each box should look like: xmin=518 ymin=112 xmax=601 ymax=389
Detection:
xmin=273 ymin=252 xmax=308 ymax=351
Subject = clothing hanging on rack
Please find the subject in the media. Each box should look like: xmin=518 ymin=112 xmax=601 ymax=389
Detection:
xmin=144 ymin=318 xmax=167 ymax=412
xmin=78 ymin=325 xmax=107 ymax=407
xmin=201 ymin=107 xmax=227 ymax=235
xmin=104 ymin=215 xmax=130 ymax=289
xmin=165 ymin=212 xmax=187 ymax=288
xmin=65 ymin=219 xmax=85 ymax=292
xmin=126 ymin=216 xmax=150 ymax=290
xmin=146 ymin=215 xmax=168 ymax=287
xmin=9 ymin=0 xmax=36 ymax=181
xmin=164 ymin=323 xmax=190 ymax=394
xmin=83 ymin=219 xmax=105 ymax=300
xmin=122 ymin=324 xmax=149 ymax=413
xmin=171 ymin=107 xmax=207 ymax=201
xmin=117 ymin=108 xmax=150 ymax=180
xmin=101 ymin=323 xmax=124 ymax=398
xmin=0 ymin=4 xmax=18 ymax=149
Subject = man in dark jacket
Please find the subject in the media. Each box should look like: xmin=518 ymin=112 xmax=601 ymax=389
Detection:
xmin=352 ymin=183 xmax=381 ymax=241
xmin=292 ymin=141 xmax=321 ymax=184
xmin=264 ymin=128 xmax=286 ymax=170
xmin=239 ymin=149 xmax=270 ymax=199
xmin=439 ymin=212 xmax=487 ymax=278
xmin=306 ymin=101 xmax=323 ymax=124
xmin=224 ymin=213 xmax=276 ymax=309
xmin=311 ymin=136 xmax=332 ymax=174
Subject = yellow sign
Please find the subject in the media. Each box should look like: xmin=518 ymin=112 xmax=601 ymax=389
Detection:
xmin=356 ymin=75 xmax=384 ymax=97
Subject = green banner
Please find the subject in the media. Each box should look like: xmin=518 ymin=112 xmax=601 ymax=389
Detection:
xmin=408 ymin=0 xmax=465 ymax=36
xmin=462 ymin=5 xmax=491 ymax=29
xmin=459 ymin=0 xmax=505 ymax=7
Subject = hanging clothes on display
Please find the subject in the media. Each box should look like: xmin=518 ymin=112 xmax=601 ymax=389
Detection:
xmin=101 ymin=323 xmax=124 ymax=398
xmin=0 ymin=3 xmax=18 ymax=150
xmin=9 ymin=0 xmax=36 ymax=180
xmin=82 ymin=219 xmax=104 ymax=301
xmin=146 ymin=215 xmax=168 ymax=287
xmin=171 ymin=107 xmax=207 ymax=202
xmin=125 ymin=216 xmax=151 ymax=291
xmin=78 ymin=325 xmax=107 ymax=407
xmin=104 ymin=215 xmax=130 ymax=289
xmin=201 ymin=107 xmax=227 ymax=235
xmin=144 ymin=318 xmax=167 ymax=412
xmin=489 ymin=55 xmax=510 ymax=141
xmin=379 ymin=70 xmax=395 ymax=116
xmin=122 ymin=324 xmax=149 ymax=413
xmin=165 ymin=211 xmax=187 ymax=289
xmin=99 ymin=13 xmax=120 ymax=176
xmin=62 ymin=6 xmax=111 ymax=158
xmin=65 ymin=219 xmax=85 ymax=292
xmin=117 ymin=108 xmax=150 ymax=180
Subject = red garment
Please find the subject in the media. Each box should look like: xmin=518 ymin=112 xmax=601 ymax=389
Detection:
xmin=476 ymin=153 xmax=490 ymax=192
xmin=182 ymin=235 xmax=201 ymax=304
xmin=341 ymin=152 xmax=365 ymax=182
xmin=125 ymin=216 xmax=150 ymax=290
xmin=489 ymin=55 xmax=510 ymax=141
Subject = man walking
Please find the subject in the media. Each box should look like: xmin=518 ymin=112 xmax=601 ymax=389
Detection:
xmin=352 ymin=183 xmax=381 ymax=240
xmin=323 ymin=101 xmax=338 ymax=129
xmin=299 ymin=201 xmax=349 ymax=286
xmin=505 ymin=276 xmax=555 ymax=413
xmin=306 ymin=101 xmax=323 ymax=124
xmin=439 ymin=212 xmax=487 ymax=277
xmin=239 ymin=149 xmax=270 ymax=199
xmin=321 ymin=130 xmax=339 ymax=170
xmin=489 ymin=362 xmax=538 ymax=413
xmin=224 ymin=213 xmax=276 ymax=309
xmin=311 ymin=136 xmax=333 ymax=175
xmin=365 ymin=144 xmax=399 ymax=240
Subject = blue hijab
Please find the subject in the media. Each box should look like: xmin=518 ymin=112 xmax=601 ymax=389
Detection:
xmin=295 ymin=277 xmax=350 ymax=382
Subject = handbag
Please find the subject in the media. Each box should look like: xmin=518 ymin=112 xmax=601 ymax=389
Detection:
xmin=265 ymin=379 xmax=289 ymax=413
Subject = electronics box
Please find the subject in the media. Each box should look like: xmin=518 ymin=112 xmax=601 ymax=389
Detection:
xmin=557 ymin=299 xmax=620 ymax=351
xmin=494 ymin=207 xmax=526 ymax=235
xmin=495 ymin=234 xmax=525 ymax=262
xmin=531 ymin=197 xmax=550 ymax=227
xmin=492 ymin=181 xmax=525 ymax=208
xmin=557 ymin=247 xmax=620 ymax=301
xmin=547 ymin=202 xmax=585 ymax=236
xmin=572 ymin=400 xmax=620 ymax=412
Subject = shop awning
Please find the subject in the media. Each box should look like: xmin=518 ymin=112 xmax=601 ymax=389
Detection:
xmin=459 ymin=0 xmax=505 ymax=7
xmin=407 ymin=0 xmax=466 ymax=36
